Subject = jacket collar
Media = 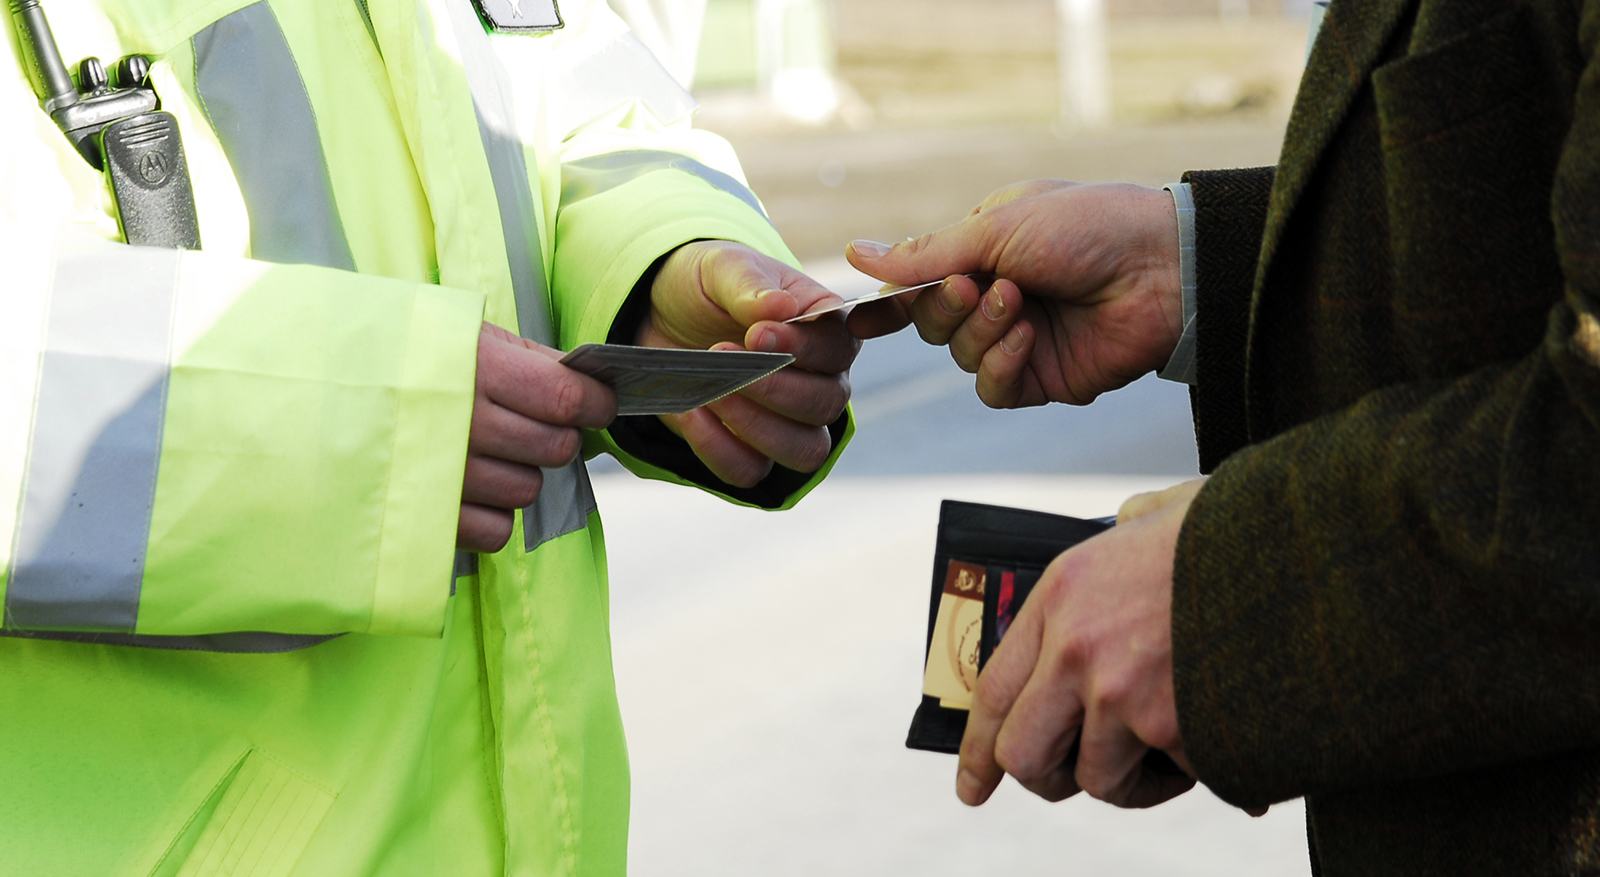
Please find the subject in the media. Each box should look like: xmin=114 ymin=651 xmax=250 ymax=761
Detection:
xmin=1244 ymin=0 xmax=1415 ymax=434
xmin=1255 ymin=0 xmax=1415 ymax=282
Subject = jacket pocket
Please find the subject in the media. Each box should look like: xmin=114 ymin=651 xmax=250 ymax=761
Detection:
xmin=1372 ymin=5 xmax=1555 ymax=147
xmin=150 ymin=749 xmax=335 ymax=877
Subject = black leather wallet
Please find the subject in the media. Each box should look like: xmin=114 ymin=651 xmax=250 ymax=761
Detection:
xmin=906 ymin=499 xmax=1183 ymax=776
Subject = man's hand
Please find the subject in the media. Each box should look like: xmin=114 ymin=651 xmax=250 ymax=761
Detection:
xmin=459 ymin=323 xmax=618 ymax=552
xmin=641 ymin=240 xmax=860 ymax=487
xmin=957 ymin=478 xmax=1207 ymax=810
xmin=845 ymin=180 xmax=1181 ymax=408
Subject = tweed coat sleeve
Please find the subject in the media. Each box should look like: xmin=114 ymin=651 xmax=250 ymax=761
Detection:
xmin=1171 ymin=0 xmax=1600 ymax=810
xmin=1181 ymin=167 xmax=1276 ymax=472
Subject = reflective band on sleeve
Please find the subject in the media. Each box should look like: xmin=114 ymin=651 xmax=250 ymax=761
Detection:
xmin=561 ymin=149 xmax=772 ymax=227
xmin=445 ymin=0 xmax=595 ymax=552
xmin=553 ymin=31 xmax=696 ymax=135
xmin=5 ymin=247 xmax=180 ymax=632
xmin=523 ymin=461 xmax=595 ymax=548
xmin=194 ymin=2 xmax=358 ymax=272
xmin=0 ymin=628 xmax=339 ymax=653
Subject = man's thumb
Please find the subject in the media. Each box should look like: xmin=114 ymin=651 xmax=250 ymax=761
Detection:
xmin=846 ymin=221 xmax=987 ymax=287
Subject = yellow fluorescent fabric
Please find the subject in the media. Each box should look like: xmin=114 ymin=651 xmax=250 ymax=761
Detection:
xmin=0 ymin=0 xmax=845 ymax=874
xmin=140 ymin=256 xmax=483 ymax=637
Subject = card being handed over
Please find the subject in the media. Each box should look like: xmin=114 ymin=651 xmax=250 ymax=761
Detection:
xmin=784 ymin=274 xmax=985 ymax=323
xmin=561 ymin=343 xmax=793 ymax=417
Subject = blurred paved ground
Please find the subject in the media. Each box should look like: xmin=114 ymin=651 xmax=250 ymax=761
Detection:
xmin=597 ymin=474 xmax=1312 ymax=877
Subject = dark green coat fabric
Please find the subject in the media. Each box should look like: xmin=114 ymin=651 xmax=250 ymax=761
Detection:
xmin=1171 ymin=0 xmax=1600 ymax=872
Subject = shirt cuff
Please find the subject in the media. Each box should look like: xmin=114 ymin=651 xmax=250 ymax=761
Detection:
xmin=1157 ymin=181 xmax=1198 ymax=386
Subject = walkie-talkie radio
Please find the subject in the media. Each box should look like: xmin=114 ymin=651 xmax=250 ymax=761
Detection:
xmin=9 ymin=0 xmax=200 ymax=249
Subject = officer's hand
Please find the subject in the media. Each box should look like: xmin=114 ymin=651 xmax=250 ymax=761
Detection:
xmin=459 ymin=323 xmax=618 ymax=552
xmin=957 ymin=478 xmax=1207 ymax=811
xmin=845 ymin=180 xmax=1182 ymax=408
xmin=641 ymin=240 xmax=859 ymax=487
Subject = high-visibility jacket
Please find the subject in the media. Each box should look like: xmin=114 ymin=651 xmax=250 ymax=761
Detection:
xmin=0 ymin=1 xmax=849 ymax=874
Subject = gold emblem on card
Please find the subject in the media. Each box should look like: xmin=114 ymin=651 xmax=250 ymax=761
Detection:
xmin=923 ymin=561 xmax=986 ymax=710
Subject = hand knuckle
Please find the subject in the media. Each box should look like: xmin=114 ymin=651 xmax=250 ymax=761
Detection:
xmin=553 ymin=429 xmax=583 ymax=465
xmin=1076 ymin=767 xmax=1111 ymax=802
xmin=480 ymin=512 xmax=514 ymax=552
xmin=995 ymin=739 xmax=1044 ymax=782
xmin=545 ymin=379 xmax=585 ymax=423
xmin=514 ymin=470 xmax=545 ymax=508
xmin=796 ymin=436 xmax=831 ymax=473
xmin=973 ymin=674 xmax=1013 ymax=716
xmin=902 ymin=232 xmax=937 ymax=257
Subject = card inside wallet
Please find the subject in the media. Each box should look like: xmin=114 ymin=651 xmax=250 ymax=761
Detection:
xmin=906 ymin=500 xmax=1186 ymax=777
xmin=906 ymin=500 xmax=1110 ymax=754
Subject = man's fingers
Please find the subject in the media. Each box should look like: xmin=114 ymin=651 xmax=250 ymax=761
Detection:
xmin=975 ymin=320 xmax=1039 ymax=409
xmin=1011 ymin=759 xmax=1083 ymax=803
xmin=1117 ymin=478 xmax=1208 ymax=524
xmin=906 ymin=274 xmax=984 ymax=346
xmin=957 ymin=608 xmax=1046 ymax=806
xmin=993 ymin=676 xmax=1084 ymax=797
xmin=702 ymin=393 xmax=833 ymax=474
xmin=946 ymin=279 xmax=1025 ymax=372
xmin=845 ymin=215 xmax=997 ymax=287
xmin=457 ymin=503 xmax=513 ymax=553
xmin=743 ymin=318 xmax=861 ymax=375
xmin=469 ymin=401 xmax=584 ymax=469
xmin=479 ymin=330 xmax=618 ymax=429
xmin=1076 ymin=704 xmax=1197 ymax=809
xmin=462 ymin=455 xmax=544 ymax=511
xmin=730 ymin=357 xmax=850 ymax=427
xmin=1075 ymin=711 xmax=1153 ymax=806
xmin=694 ymin=243 xmax=841 ymax=328
xmin=662 ymin=408 xmax=775 ymax=488
xmin=846 ymin=296 xmax=914 ymax=339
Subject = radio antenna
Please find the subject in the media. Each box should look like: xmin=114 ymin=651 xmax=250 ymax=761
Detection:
xmin=9 ymin=0 xmax=79 ymax=113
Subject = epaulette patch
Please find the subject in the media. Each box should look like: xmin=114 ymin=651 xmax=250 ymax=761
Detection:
xmin=470 ymin=0 xmax=563 ymax=32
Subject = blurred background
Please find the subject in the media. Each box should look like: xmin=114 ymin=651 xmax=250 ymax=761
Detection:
xmin=591 ymin=1 xmax=1317 ymax=874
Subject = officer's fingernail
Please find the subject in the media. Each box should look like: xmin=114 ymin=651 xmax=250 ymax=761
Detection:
xmin=981 ymin=289 xmax=1007 ymax=321
xmin=850 ymin=239 xmax=892 ymax=258
xmin=1000 ymin=323 xmax=1025 ymax=354
xmin=956 ymin=769 xmax=985 ymax=805
xmin=755 ymin=329 xmax=780 ymax=352
xmin=937 ymin=280 xmax=964 ymax=315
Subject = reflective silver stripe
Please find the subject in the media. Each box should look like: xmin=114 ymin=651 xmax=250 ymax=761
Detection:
xmin=523 ymin=462 xmax=596 ymax=547
xmin=0 ymin=628 xmax=338 ymax=653
xmin=193 ymin=2 xmax=357 ymax=271
xmin=5 ymin=248 xmax=179 ymax=632
xmin=552 ymin=31 xmax=696 ymax=134
xmin=561 ymin=149 xmax=772 ymax=226
xmin=445 ymin=0 xmax=595 ymax=552
xmin=445 ymin=0 xmax=552 ymax=347
xmin=451 ymin=550 xmax=476 ymax=595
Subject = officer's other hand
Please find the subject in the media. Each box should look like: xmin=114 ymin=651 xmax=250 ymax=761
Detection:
xmin=844 ymin=180 xmax=1182 ymax=408
xmin=957 ymin=478 xmax=1207 ymax=812
xmin=642 ymin=241 xmax=859 ymax=487
xmin=459 ymin=323 xmax=618 ymax=552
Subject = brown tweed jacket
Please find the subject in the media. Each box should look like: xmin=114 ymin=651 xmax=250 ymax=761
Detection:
xmin=1170 ymin=0 xmax=1600 ymax=872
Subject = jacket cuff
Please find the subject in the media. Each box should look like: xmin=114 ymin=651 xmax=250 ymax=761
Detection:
xmin=553 ymin=166 xmax=853 ymax=510
xmin=1180 ymin=167 xmax=1275 ymax=472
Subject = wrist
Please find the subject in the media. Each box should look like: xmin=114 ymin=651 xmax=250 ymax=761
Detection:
xmin=1114 ymin=184 xmax=1186 ymax=368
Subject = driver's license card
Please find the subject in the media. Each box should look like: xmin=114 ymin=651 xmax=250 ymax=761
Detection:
xmin=560 ymin=344 xmax=793 ymax=417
